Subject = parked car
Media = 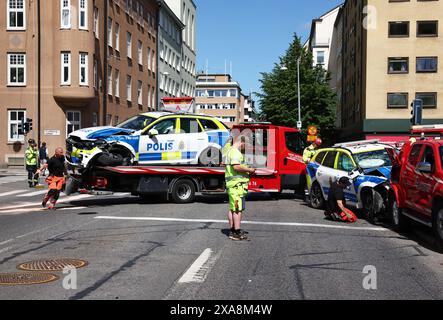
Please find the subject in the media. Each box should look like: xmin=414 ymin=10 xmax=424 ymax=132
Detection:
xmin=306 ymin=140 xmax=395 ymax=222
xmin=66 ymin=112 xmax=230 ymax=170
xmin=388 ymin=128 xmax=443 ymax=250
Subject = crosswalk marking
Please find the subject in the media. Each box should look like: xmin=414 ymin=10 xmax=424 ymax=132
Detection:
xmin=0 ymin=190 xmax=28 ymax=197
xmin=0 ymin=176 xmax=26 ymax=185
xmin=17 ymin=190 xmax=48 ymax=197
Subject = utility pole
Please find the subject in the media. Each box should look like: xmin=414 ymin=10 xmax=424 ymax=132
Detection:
xmin=37 ymin=0 xmax=41 ymax=146
xmin=297 ymin=57 xmax=302 ymax=130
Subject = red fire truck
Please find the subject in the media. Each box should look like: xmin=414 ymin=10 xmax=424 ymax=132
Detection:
xmin=66 ymin=123 xmax=307 ymax=203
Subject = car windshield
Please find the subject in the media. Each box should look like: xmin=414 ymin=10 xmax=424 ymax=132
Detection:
xmin=353 ymin=149 xmax=392 ymax=169
xmin=116 ymin=115 xmax=156 ymax=131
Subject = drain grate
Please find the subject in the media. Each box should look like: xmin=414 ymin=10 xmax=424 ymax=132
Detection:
xmin=0 ymin=272 xmax=59 ymax=286
xmin=17 ymin=258 xmax=88 ymax=271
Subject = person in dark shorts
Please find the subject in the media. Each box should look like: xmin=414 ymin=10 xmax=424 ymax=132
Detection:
xmin=37 ymin=147 xmax=67 ymax=210
xmin=325 ymin=177 xmax=357 ymax=223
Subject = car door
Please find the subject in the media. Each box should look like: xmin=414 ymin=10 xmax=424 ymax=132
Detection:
xmin=317 ymin=150 xmax=338 ymax=199
xmin=403 ymin=143 xmax=424 ymax=212
xmin=138 ymin=117 xmax=182 ymax=164
xmin=336 ymin=151 xmax=358 ymax=207
xmin=179 ymin=117 xmax=207 ymax=163
xmin=280 ymin=130 xmax=305 ymax=189
xmin=415 ymin=144 xmax=436 ymax=219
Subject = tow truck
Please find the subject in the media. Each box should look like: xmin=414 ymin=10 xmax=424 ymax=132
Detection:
xmin=388 ymin=124 xmax=443 ymax=250
xmin=65 ymin=123 xmax=307 ymax=203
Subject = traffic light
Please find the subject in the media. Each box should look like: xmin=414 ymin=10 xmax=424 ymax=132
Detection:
xmin=410 ymin=99 xmax=423 ymax=125
xmin=23 ymin=121 xmax=29 ymax=133
xmin=18 ymin=118 xmax=25 ymax=133
xmin=27 ymin=118 xmax=33 ymax=132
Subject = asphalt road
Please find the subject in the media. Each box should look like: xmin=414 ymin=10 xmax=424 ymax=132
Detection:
xmin=0 ymin=176 xmax=442 ymax=300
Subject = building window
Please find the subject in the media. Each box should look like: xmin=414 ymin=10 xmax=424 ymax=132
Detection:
xmin=106 ymin=114 xmax=112 ymax=126
xmin=388 ymin=21 xmax=409 ymax=37
xmin=387 ymin=93 xmax=408 ymax=108
xmin=92 ymin=112 xmax=98 ymax=127
xmin=8 ymin=53 xmax=26 ymax=86
xmin=7 ymin=0 xmax=26 ymax=30
xmin=137 ymin=40 xmax=143 ymax=65
xmin=61 ymin=52 xmax=71 ymax=85
xmin=115 ymin=69 xmax=120 ymax=97
xmin=388 ymin=57 xmax=408 ymax=74
xmin=147 ymin=48 xmax=151 ymax=71
xmin=79 ymin=52 xmax=88 ymax=85
xmin=93 ymin=58 xmax=97 ymax=90
xmin=126 ymin=75 xmax=132 ymax=101
xmin=137 ymin=81 xmax=143 ymax=105
xmin=115 ymin=23 xmax=120 ymax=51
xmin=66 ymin=111 xmax=81 ymax=136
xmin=114 ymin=116 xmax=119 ymax=126
xmin=127 ymin=32 xmax=132 ymax=58
xmin=61 ymin=0 xmax=71 ymax=29
xmin=108 ymin=17 xmax=113 ymax=47
xmin=151 ymin=51 xmax=156 ymax=73
xmin=107 ymin=66 xmax=112 ymax=95
xmin=416 ymin=57 xmax=438 ymax=73
xmin=416 ymin=92 xmax=437 ymax=109
xmin=93 ymin=6 xmax=99 ymax=38
xmin=417 ymin=21 xmax=438 ymax=37
xmin=8 ymin=110 xmax=26 ymax=142
xmin=316 ymin=51 xmax=325 ymax=65
xmin=79 ymin=0 xmax=87 ymax=30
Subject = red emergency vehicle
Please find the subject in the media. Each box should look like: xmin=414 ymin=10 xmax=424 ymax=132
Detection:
xmin=389 ymin=125 xmax=443 ymax=250
xmin=66 ymin=123 xmax=307 ymax=203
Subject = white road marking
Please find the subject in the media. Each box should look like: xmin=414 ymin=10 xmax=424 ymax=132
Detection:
xmin=17 ymin=190 xmax=48 ymax=197
xmin=58 ymin=207 xmax=88 ymax=211
xmin=0 ymin=194 xmax=94 ymax=212
xmin=0 ymin=190 xmax=28 ymax=197
xmin=94 ymin=216 xmax=389 ymax=232
xmin=0 ymin=246 xmax=12 ymax=254
xmin=0 ymin=176 xmax=26 ymax=185
xmin=178 ymin=248 xmax=215 ymax=284
xmin=0 ymin=239 xmax=14 ymax=246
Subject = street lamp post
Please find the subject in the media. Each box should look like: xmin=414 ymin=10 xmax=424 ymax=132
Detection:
xmin=281 ymin=57 xmax=302 ymax=129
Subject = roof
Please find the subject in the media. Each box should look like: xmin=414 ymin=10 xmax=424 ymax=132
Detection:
xmin=140 ymin=111 xmax=219 ymax=120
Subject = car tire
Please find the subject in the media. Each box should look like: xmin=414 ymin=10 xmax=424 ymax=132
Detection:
xmin=170 ymin=179 xmax=196 ymax=204
xmin=198 ymin=147 xmax=221 ymax=167
xmin=95 ymin=153 xmax=124 ymax=167
xmin=310 ymin=182 xmax=325 ymax=209
xmin=362 ymin=192 xmax=376 ymax=224
xmin=432 ymin=207 xmax=443 ymax=252
xmin=390 ymin=197 xmax=410 ymax=232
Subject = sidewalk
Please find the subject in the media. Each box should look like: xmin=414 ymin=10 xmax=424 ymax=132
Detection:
xmin=0 ymin=167 xmax=27 ymax=176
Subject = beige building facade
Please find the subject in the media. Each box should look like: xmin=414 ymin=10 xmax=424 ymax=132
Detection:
xmin=340 ymin=0 xmax=443 ymax=140
xmin=195 ymin=74 xmax=244 ymax=128
xmin=0 ymin=0 xmax=158 ymax=167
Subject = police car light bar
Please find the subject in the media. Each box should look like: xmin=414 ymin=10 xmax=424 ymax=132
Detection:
xmin=412 ymin=124 xmax=443 ymax=131
xmin=333 ymin=139 xmax=380 ymax=148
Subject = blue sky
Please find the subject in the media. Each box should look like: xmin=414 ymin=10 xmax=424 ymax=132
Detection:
xmin=195 ymin=0 xmax=343 ymax=97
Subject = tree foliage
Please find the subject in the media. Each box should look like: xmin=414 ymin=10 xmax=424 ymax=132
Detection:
xmin=258 ymin=34 xmax=338 ymax=142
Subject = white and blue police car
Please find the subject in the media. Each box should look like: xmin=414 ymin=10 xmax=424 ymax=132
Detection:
xmin=66 ymin=112 xmax=230 ymax=169
xmin=306 ymin=140 xmax=395 ymax=222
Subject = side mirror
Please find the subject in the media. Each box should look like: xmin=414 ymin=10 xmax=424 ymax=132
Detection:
xmin=417 ymin=162 xmax=432 ymax=173
xmin=148 ymin=129 xmax=159 ymax=137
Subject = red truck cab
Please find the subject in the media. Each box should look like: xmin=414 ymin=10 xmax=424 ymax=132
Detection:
xmin=389 ymin=125 xmax=443 ymax=250
xmin=233 ymin=123 xmax=307 ymax=194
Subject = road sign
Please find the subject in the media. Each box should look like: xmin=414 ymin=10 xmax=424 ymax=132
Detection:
xmin=308 ymin=126 xmax=318 ymax=136
xmin=307 ymin=135 xmax=318 ymax=142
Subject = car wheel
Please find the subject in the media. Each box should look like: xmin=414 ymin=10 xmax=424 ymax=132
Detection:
xmin=310 ymin=182 xmax=325 ymax=209
xmin=390 ymin=197 xmax=410 ymax=232
xmin=432 ymin=207 xmax=443 ymax=251
xmin=362 ymin=192 xmax=376 ymax=224
xmin=198 ymin=147 xmax=221 ymax=167
xmin=95 ymin=153 xmax=124 ymax=167
xmin=171 ymin=179 xmax=196 ymax=204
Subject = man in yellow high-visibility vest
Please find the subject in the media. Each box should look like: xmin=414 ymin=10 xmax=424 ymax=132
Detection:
xmin=225 ymin=135 xmax=256 ymax=241
xmin=303 ymin=138 xmax=322 ymax=164
xmin=25 ymin=140 xmax=38 ymax=188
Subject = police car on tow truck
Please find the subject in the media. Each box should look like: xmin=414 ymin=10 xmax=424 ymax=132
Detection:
xmin=66 ymin=112 xmax=230 ymax=170
xmin=306 ymin=140 xmax=395 ymax=222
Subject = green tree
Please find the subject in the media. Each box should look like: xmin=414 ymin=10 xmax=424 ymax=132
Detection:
xmin=258 ymin=34 xmax=338 ymax=143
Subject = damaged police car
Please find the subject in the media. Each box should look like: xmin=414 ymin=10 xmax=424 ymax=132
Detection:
xmin=306 ymin=140 xmax=395 ymax=223
xmin=66 ymin=112 xmax=230 ymax=171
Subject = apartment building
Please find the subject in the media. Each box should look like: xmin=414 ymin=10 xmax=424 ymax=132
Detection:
xmin=340 ymin=0 xmax=443 ymax=141
xmin=165 ymin=0 xmax=197 ymax=98
xmin=306 ymin=5 xmax=342 ymax=69
xmin=195 ymin=74 xmax=244 ymax=127
xmin=0 ymin=0 xmax=158 ymax=167
xmin=157 ymin=0 xmax=184 ymax=102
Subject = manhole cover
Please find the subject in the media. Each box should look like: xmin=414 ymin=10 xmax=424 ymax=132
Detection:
xmin=0 ymin=272 xmax=59 ymax=286
xmin=17 ymin=258 xmax=88 ymax=271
